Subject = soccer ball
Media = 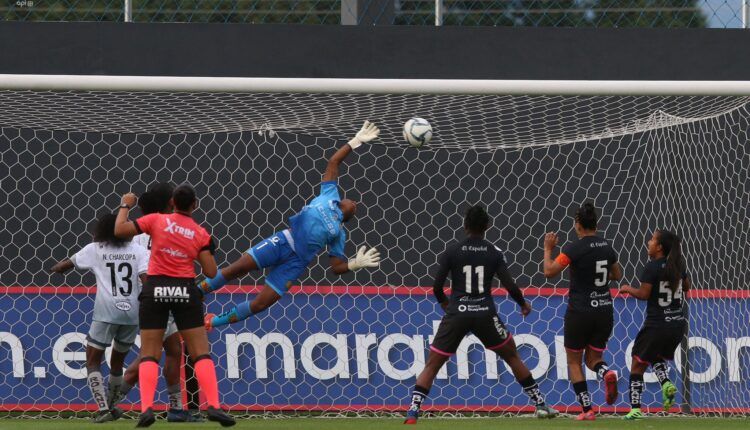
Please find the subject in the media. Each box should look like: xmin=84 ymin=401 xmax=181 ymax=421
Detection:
xmin=403 ymin=118 xmax=432 ymax=148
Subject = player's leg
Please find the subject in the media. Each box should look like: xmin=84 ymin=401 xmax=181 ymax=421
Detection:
xmin=654 ymin=360 xmax=677 ymax=410
xmin=404 ymin=351 xmax=450 ymax=424
xmin=136 ymin=329 xmax=166 ymax=427
xmin=404 ymin=315 xmax=466 ymax=424
xmin=173 ymin=281 xmax=235 ymax=426
xmin=200 ymin=232 xmax=289 ymax=295
xmin=479 ymin=315 xmax=557 ymax=418
xmin=207 ymin=240 xmax=302 ymax=329
xmin=563 ymin=311 xmax=594 ymax=420
xmin=162 ymin=320 xmax=193 ymax=422
xmin=105 ymin=324 xmax=137 ymax=420
xmin=199 ymin=253 xmax=258 ymax=294
xmin=208 ymin=285 xmax=282 ymax=328
xmin=583 ymin=312 xmax=617 ymax=405
xmin=652 ymin=325 xmax=684 ymax=411
xmin=624 ymin=356 xmax=649 ymax=420
xmin=179 ymin=327 xmax=235 ymax=426
xmin=115 ymin=352 xmax=139 ymax=409
xmin=135 ymin=279 xmax=171 ymax=428
xmin=85 ymin=321 xmax=116 ymax=422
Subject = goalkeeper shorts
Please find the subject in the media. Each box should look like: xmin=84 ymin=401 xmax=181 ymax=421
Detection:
xmin=246 ymin=230 xmax=307 ymax=296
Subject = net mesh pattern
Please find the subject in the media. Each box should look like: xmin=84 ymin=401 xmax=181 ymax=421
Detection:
xmin=0 ymin=90 xmax=748 ymax=416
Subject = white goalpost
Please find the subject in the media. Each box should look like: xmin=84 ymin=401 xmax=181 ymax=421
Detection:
xmin=0 ymin=74 xmax=748 ymax=416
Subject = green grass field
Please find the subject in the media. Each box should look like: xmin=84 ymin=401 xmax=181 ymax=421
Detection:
xmin=0 ymin=417 xmax=747 ymax=430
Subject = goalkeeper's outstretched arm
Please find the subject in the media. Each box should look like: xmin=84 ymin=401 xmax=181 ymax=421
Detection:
xmin=330 ymin=246 xmax=381 ymax=275
xmin=322 ymin=121 xmax=379 ymax=182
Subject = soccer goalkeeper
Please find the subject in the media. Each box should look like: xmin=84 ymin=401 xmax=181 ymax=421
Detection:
xmin=201 ymin=121 xmax=382 ymax=329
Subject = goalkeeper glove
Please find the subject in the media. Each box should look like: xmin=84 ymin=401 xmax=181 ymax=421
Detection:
xmin=348 ymin=246 xmax=381 ymax=271
xmin=347 ymin=121 xmax=380 ymax=149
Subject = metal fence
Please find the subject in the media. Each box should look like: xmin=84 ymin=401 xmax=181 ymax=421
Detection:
xmin=1 ymin=1 xmax=749 ymax=27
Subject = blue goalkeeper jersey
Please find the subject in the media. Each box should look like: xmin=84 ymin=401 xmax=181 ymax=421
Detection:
xmin=288 ymin=180 xmax=347 ymax=263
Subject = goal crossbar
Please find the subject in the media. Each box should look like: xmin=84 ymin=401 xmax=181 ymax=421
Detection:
xmin=3 ymin=74 xmax=750 ymax=96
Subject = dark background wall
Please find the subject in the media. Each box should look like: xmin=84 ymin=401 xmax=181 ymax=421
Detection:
xmin=3 ymin=22 xmax=750 ymax=80
xmin=0 ymin=23 xmax=748 ymax=292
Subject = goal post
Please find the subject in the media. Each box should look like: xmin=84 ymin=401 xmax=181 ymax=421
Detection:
xmin=0 ymin=74 xmax=748 ymax=416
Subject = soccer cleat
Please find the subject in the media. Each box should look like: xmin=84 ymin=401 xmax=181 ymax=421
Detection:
xmin=404 ymin=408 xmax=419 ymax=424
xmin=188 ymin=409 xmax=206 ymax=422
xmin=207 ymin=406 xmax=236 ymax=427
xmin=91 ymin=410 xmax=115 ymax=423
xmin=534 ymin=405 xmax=559 ymax=419
xmin=623 ymin=408 xmax=644 ymax=420
xmin=167 ymin=408 xmax=191 ymax=422
xmin=604 ymin=370 xmax=619 ymax=405
xmin=135 ymin=407 xmax=156 ymax=428
xmin=204 ymin=313 xmax=216 ymax=332
xmin=109 ymin=406 xmax=124 ymax=421
xmin=575 ymin=410 xmax=596 ymax=421
xmin=662 ymin=381 xmax=677 ymax=411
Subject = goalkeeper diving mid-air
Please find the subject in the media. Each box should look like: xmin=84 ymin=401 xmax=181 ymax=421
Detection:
xmin=201 ymin=121 xmax=383 ymax=330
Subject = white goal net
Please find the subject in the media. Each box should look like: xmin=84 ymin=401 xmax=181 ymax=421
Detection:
xmin=0 ymin=78 xmax=748 ymax=416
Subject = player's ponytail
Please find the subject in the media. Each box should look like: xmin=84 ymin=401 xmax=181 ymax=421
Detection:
xmin=658 ymin=229 xmax=683 ymax=293
xmin=575 ymin=202 xmax=598 ymax=230
xmin=464 ymin=204 xmax=490 ymax=235
xmin=94 ymin=213 xmax=128 ymax=247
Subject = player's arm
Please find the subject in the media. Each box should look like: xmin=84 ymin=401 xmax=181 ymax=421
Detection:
xmin=620 ymin=282 xmax=651 ymax=300
xmin=609 ymin=261 xmax=623 ymax=280
xmin=321 ymin=121 xmax=379 ymax=182
xmin=682 ymin=275 xmax=691 ymax=293
xmin=329 ymin=256 xmax=350 ymax=275
xmin=197 ymin=238 xmax=218 ymax=279
xmin=620 ymin=262 xmax=655 ymax=299
xmin=50 ymin=259 xmax=74 ymax=274
xmin=432 ymin=262 xmax=450 ymax=312
xmin=496 ymin=262 xmax=531 ymax=316
xmin=542 ymin=232 xmax=567 ymax=278
xmin=114 ymin=193 xmax=140 ymax=239
xmin=330 ymin=246 xmax=381 ymax=275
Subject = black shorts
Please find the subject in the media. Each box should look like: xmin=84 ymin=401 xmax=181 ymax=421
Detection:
xmin=139 ymin=276 xmax=204 ymax=331
xmin=430 ymin=313 xmax=512 ymax=356
xmin=632 ymin=324 xmax=685 ymax=364
xmin=563 ymin=310 xmax=613 ymax=352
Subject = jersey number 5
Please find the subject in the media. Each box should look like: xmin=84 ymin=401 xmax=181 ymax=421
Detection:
xmin=106 ymin=262 xmax=133 ymax=297
xmin=594 ymin=260 xmax=609 ymax=287
xmin=462 ymin=265 xmax=485 ymax=294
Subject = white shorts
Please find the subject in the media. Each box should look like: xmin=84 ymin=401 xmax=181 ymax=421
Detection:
xmin=87 ymin=321 xmax=138 ymax=353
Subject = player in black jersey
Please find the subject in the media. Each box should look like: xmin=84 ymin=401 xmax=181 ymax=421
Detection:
xmin=619 ymin=230 xmax=689 ymax=420
xmin=404 ymin=205 xmax=558 ymax=424
xmin=543 ymin=203 xmax=622 ymax=420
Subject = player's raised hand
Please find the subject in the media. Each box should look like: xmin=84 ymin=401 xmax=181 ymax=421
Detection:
xmin=520 ymin=302 xmax=532 ymax=317
xmin=543 ymin=232 xmax=558 ymax=250
xmin=347 ymin=246 xmax=381 ymax=271
xmin=121 ymin=192 xmax=137 ymax=208
xmin=348 ymin=120 xmax=380 ymax=149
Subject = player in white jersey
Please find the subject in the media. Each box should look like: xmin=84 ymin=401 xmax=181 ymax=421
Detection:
xmin=51 ymin=213 xmax=148 ymax=423
xmin=108 ymin=183 xmax=200 ymax=422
